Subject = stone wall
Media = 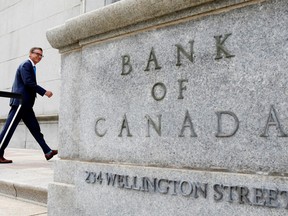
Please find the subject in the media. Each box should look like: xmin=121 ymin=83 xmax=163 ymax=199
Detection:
xmin=47 ymin=0 xmax=288 ymax=215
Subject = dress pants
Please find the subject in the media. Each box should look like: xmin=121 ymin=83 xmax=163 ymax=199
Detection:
xmin=0 ymin=105 xmax=51 ymax=157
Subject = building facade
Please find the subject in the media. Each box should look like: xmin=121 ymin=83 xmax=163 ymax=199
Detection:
xmin=0 ymin=0 xmax=119 ymax=150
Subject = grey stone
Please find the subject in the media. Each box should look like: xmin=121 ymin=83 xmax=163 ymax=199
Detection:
xmin=48 ymin=183 xmax=78 ymax=216
xmin=47 ymin=0 xmax=288 ymax=215
xmin=58 ymin=51 xmax=82 ymax=159
xmin=46 ymin=0 xmax=244 ymax=50
xmin=73 ymin=162 xmax=288 ymax=216
xmin=73 ymin=0 xmax=288 ymax=174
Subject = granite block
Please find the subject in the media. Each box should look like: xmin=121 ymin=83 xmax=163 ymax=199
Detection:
xmin=65 ymin=0 xmax=288 ymax=174
xmin=47 ymin=0 xmax=288 ymax=215
xmin=73 ymin=162 xmax=288 ymax=216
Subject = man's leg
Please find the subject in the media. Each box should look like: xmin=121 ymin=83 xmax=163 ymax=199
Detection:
xmin=22 ymin=107 xmax=51 ymax=154
xmin=0 ymin=106 xmax=22 ymax=158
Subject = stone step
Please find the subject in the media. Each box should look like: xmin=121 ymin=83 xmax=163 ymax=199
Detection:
xmin=0 ymin=148 xmax=56 ymax=204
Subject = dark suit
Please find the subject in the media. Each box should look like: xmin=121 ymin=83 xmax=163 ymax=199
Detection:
xmin=0 ymin=59 xmax=51 ymax=156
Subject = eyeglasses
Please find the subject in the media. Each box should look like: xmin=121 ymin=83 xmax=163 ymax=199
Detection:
xmin=32 ymin=52 xmax=44 ymax=58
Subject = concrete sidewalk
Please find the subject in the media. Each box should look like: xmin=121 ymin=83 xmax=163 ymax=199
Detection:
xmin=0 ymin=148 xmax=57 ymax=215
xmin=0 ymin=195 xmax=47 ymax=216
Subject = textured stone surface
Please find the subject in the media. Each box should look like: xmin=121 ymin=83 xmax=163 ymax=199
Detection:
xmin=47 ymin=0 xmax=215 ymax=49
xmin=58 ymin=51 xmax=82 ymax=159
xmin=47 ymin=0 xmax=288 ymax=215
xmin=73 ymin=162 xmax=288 ymax=216
xmin=48 ymin=183 xmax=78 ymax=216
xmin=74 ymin=0 xmax=288 ymax=174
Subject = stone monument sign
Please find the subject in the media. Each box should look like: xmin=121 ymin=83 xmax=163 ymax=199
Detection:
xmin=47 ymin=0 xmax=288 ymax=215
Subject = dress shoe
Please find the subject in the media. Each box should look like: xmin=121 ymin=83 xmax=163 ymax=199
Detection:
xmin=45 ymin=150 xmax=58 ymax=161
xmin=0 ymin=157 xmax=13 ymax=163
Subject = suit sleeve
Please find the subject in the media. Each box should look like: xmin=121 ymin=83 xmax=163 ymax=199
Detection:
xmin=20 ymin=62 xmax=46 ymax=96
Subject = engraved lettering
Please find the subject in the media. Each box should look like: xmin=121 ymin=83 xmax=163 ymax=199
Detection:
xmin=265 ymin=189 xmax=279 ymax=208
xmin=95 ymin=172 xmax=103 ymax=184
xmin=169 ymin=180 xmax=178 ymax=195
xmin=179 ymin=180 xmax=193 ymax=197
xmin=145 ymin=114 xmax=162 ymax=137
xmin=144 ymin=47 xmax=162 ymax=71
xmin=121 ymin=55 xmax=132 ymax=75
xmin=175 ymin=40 xmax=194 ymax=66
xmin=194 ymin=182 xmax=208 ymax=198
xmin=214 ymin=33 xmax=235 ymax=59
xmin=179 ymin=110 xmax=197 ymax=137
xmin=157 ymin=179 xmax=169 ymax=194
xmin=253 ymin=188 xmax=265 ymax=206
xmin=85 ymin=170 xmax=288 ymax=209
xmin=238 ymin=186 xmax=251 ymax=204
xmin=140 ymin=177 xmax=146 ymax=192
xmin=260 ymin=105 xmax=288 ymax=137
xmin=224 ymin=186 xmax=238 ymax=203
xmin=178 ymin=79 xmax=188 ymax=99
xmin=124 ymin=175 xmax=133 ymax=190
xmin=132 ymin=176 xmax=141 ymax=191
xmin=85 ymin=171 xmax=103 ymax=184
xmin=118 ymin=114 xmax=132 ymax=137
xmin=213 ymin=184 xmax=224 ymax=201
xmin=143 ymin=177 xmax=157 ymax=192
xmin=85 ymin=171 xmax=91 ymax=183
xmin=215 ymin=111 xmax=239 ymax=137
xmin=95 ymin=118 xmax=107 ymax=137
xmin=117 ymin=175 xmax=125 ymax=188
xmin=106 ymin=173 xmax=117 ymax=186
xmin=280 ymin=191 xmax=288 ymax=209
xmin=90 ymin=172 xmax=97 ymax=184
xmin=151 ymin=82 xmax=167 ymax=101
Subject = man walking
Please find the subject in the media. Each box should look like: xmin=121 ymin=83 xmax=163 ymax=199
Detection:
xmin=0 ymin=47 xmax=57 ymax=163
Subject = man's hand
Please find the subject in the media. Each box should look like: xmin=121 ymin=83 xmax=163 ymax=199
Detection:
xmin=45 ymin=91 xmax=53 ymax=98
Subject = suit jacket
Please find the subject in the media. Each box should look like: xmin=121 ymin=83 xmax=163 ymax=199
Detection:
xmin=10 ymin=60 xmax=46 ymax=107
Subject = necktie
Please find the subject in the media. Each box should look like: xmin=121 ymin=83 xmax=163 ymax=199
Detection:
xmin=33 ymin=66 xmax=36 ymax=75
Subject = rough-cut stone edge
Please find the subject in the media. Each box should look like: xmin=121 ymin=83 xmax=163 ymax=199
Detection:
xmin=46 ymin=0 xmax=213 ymax=49
xmin=46 ymin=0 xmax=266 ymax=53
xmin=47 ymin=0 xmax=265 ymax=52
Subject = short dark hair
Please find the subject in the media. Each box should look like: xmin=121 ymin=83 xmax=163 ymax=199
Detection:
xmin=29 ymin=47 xmax=43 ymax=53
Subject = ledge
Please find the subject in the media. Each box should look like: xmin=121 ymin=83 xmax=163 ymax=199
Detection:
xmin=46 ymin=0 xmax=223 ymax=50
xmin=46 ymin=0 xmax=263 ymax=52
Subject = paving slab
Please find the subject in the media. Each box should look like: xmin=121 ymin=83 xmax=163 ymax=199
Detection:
xmin=0 ymin=148 xmax=57 ymax=204
xmin=0 ymin=194 xmax=47 ymax=216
